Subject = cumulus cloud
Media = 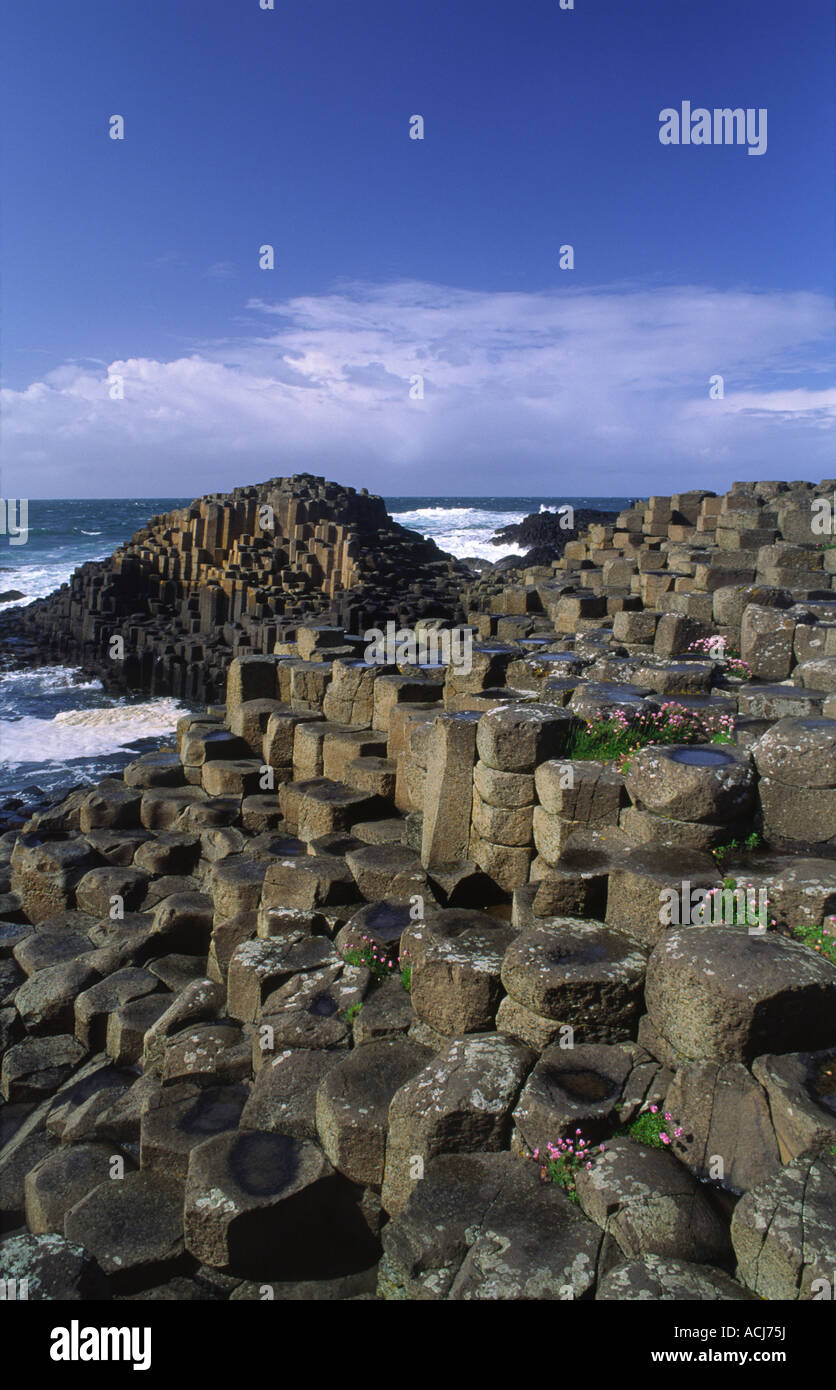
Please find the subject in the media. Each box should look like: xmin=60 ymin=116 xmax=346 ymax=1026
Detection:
xmin=2 ymin=280 xmax=834 ymax=498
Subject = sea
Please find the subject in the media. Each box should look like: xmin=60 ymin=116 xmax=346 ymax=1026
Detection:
xmin=0 ymin=494 xmax=630 ymax=811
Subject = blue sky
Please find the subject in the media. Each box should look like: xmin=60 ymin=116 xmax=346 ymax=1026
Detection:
xmin=2 ymin=0 xmax=834 ymax=498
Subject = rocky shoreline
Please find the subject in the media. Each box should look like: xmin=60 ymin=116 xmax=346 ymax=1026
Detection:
xmin=1 ymin=474 xmax=835 ymax=1301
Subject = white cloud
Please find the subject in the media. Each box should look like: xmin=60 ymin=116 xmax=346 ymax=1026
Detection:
xmin=2 ymin=281 xmax=834 ymax=497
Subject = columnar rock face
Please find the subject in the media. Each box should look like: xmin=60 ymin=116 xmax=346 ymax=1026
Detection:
xmin=4 ymin=475 xmax=467 ymax=702
xmin=1 ymin=473 xmax=836 ymax=1302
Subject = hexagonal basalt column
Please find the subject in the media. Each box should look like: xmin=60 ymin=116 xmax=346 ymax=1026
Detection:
xmin=500 ymin=920 xmax=647 ymax=1044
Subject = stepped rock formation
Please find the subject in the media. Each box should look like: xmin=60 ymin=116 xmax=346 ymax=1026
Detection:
xmin=1 ymin=472 xmax=836 ymax=1301
xmin=5 ymin=475 xmax=467 ymax=701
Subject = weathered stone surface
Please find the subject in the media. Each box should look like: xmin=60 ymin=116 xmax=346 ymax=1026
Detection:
xmin=134 ymin=832 xmax=200 ymax=876
xmin=45 ymin=1057 xmax=130 ymax=1144
xmin=227 ymin=936 xmax=340 ymax=1022
xmin=469 ymin=833 xmax=533 ymax=891
xmin=501 ymin=920 xmax=646 ymax=1040
xmin=256 ymin=962 xmax=368 ymax=1053
xmin=15 ymin=958 xmax=101 ymax=1034
xmin=604 ymin=844 xmax=721 ymax=948
xmin=148 ymin=886 xmax=213 ymax=949
xmin=161 ymin=1022 xmax=252 ymax=1086
xmin=535 ymin=759 xmax=625 ymax=822
xmin=421 ymin=712 xmax=481 ymax=868
xmin=512 ymin=1042 xmax=638 ymax=1153
xmin=476 ymin=703 xmax=576 ymax=773
xmin=351 ymin=977 xmax=415 ymax=1042
xmin=75 ymin=865 xmax=149 ymax=917
xmin=0 ymin=1232 xmax=108 ymax=1300
xmin=262 ymin=854 xmax=359 ymax=911
xmin=740 ymin=604 xmax=796 ymax=679
xmin=10 ymin=832 xmax=101 ymax=924
xmin=140 ymin=787 xmax=208 ymax=831
xmin=316 ymin=1036 xmax=432 ymax=1186
xmin=183 ymin=1130 xmax=340 ymax=1276
xmin=106 ymin=993 xmax=173 ymax=1066
xmin=473 ymin=761 xmax=534 ymax=809
xmin=595 ymin=1255 xmax=754 ymax=1301
xmin=758 ymin=777 xmax=836 ymax=847
xmin=140 ymin=977 xmax=226 ymax=1069
xmin=471 ymin=793 xmax=533 ymax=847
xmin=64 ymin=1170 xmax=185 ymax=1284
xmin=494 ymin=994 xmax=567 ymax=1052
xmin=74 ymin=967 xmax=159 ymax=1050
xmin=404 ymin=907 xmax=517 ymax=1037
xmin=240 ymin=1048 xmax=342 ymax=1140
xmin=124 ymin=750 xmax=186 ymax=788
xmin=381 ymin=1033 xmax=534 ymax=1216
xmin=12 ymin=917 xmax=96 ymax=976
xmin=751 ymin=1049 xmax=836 ymax=1163
xmin=139 ymin=1082 xmax=249 ymax=1179
xmin=752 ymin=716 xmax=836 ymax=788
xmin=25 ymin=1142 xmax=135 ymax=1234
xmin=663 ymin=1060 xmax=782 ymax=1193
xmin=575 ymin=1136 xmax=730 ymax=1265
xmin=345 ymin=843 xmax=427 ymax=902
xmin=645 ymin=927 xmax=836 ymax=1063
xmin=625 ymin=744 xmax=754 ymax=823
xmin=1 ymin=1033 xmax=85 ymax=1102
xmin=731 ymin=1152 xmax=836 ymax=1300
xmin=79 ymin=781 xmax=143 ymax=832
xmin=379 ymin=1151 xmax=600 ymax=1300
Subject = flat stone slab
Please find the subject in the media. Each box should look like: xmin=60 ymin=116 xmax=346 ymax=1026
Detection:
xmin=645 ymin=926 xmax=836 ymax=1063
xmin=25 ymin=1141 xmax=136 ymax=1234
xmin=64 ymin=1170 xmax=185 ymax=1284
xmin=241 ymin=1048 xmax=343 ymax=1140
xmin=575 ymin=1136 xmax=730 ymax=1266
xmin=379 ymin=1150 xmax=600 ymax=1300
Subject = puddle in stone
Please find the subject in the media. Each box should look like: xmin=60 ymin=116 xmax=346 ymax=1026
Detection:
xmin=546 ymin=944 xmax=609 ymax=966
xmin=229 ymin=1131 xmax=300 ymax=1197
xmin=307 ymin=993 xmax=338 ymax=1017
xmin=365 ymin=902 xmax=412 ymax=940
xmin=269 ymin=838 xmax=306 ymax=856
xmin=543 ymin=1067 xmax=617 ymax=1102
xmin=669 ymin=747 xmax=732 ymax=767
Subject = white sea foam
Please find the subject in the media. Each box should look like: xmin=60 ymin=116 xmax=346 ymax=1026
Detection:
xmin=391 ymin=505 xmax=528 ymax=559
xmin=0 ymin=559 xmax=102 ymax=610
xmin=0 ymin=665 xmax=102 ymax=694
xmin=1 ymin=697 xmax=185 ymax=767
